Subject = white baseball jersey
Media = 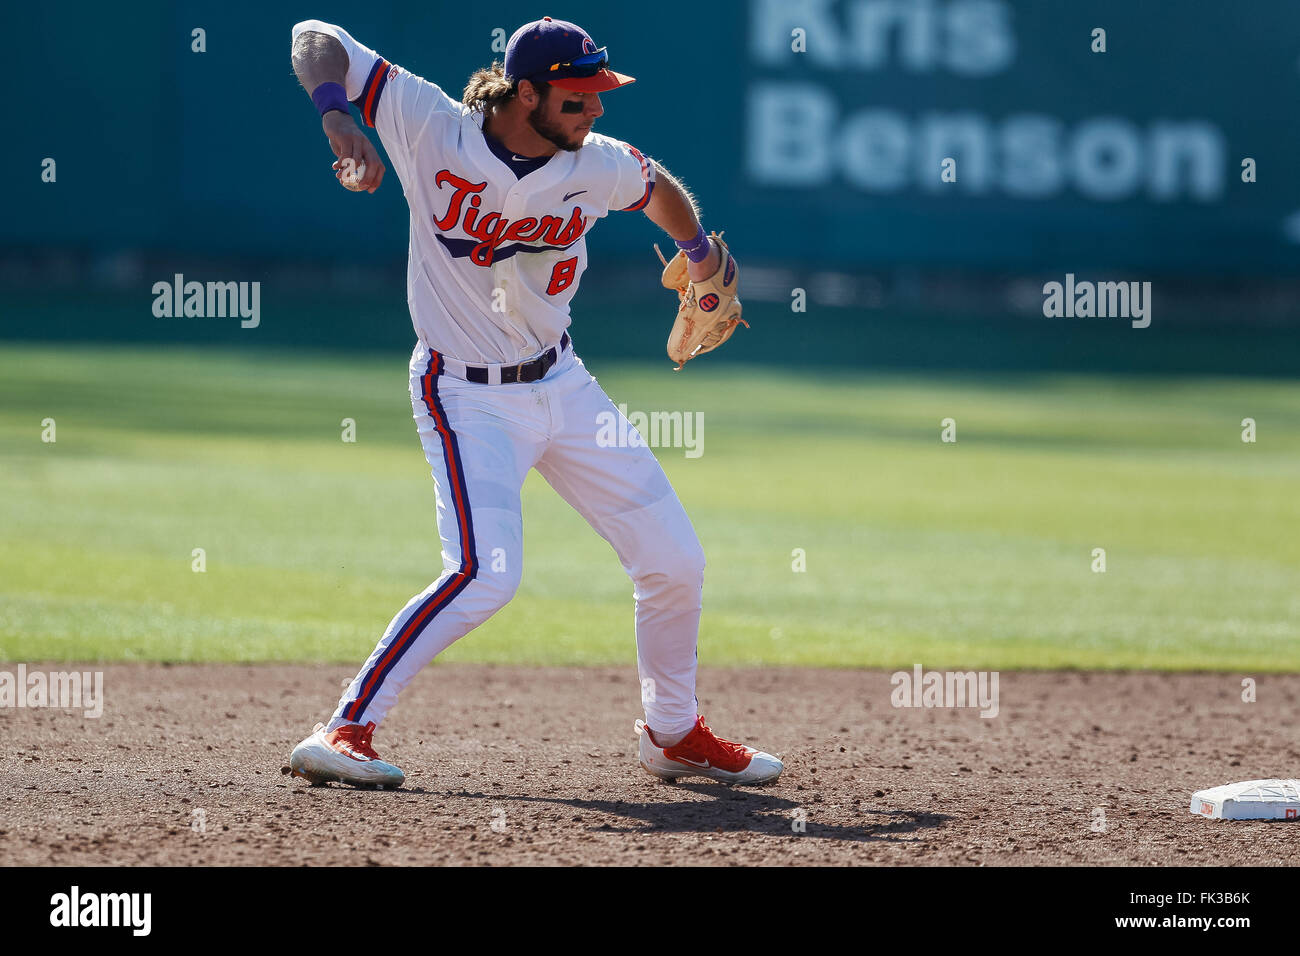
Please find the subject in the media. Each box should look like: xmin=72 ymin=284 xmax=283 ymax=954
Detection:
xmin=293 ymin=20 xmax=656 ymax=365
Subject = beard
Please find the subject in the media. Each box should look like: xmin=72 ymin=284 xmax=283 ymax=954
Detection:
xmin=527 ymin=102 xmax=584 ymax=152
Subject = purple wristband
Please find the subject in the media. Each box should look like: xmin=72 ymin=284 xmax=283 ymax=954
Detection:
xmin=675 ymin=227 xmax=712 ymax=264
xmin=311 ymin=81 xmax=351 ymax=117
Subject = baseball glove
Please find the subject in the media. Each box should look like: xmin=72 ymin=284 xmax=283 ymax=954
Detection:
xmin=656 ymin=232 xmax=748 ymax=370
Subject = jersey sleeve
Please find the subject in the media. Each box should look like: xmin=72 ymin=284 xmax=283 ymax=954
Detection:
xmin=291 ymin=20 xmax=462 ymax=160
xmin=607 ymin=140 xmax=657 ymax=212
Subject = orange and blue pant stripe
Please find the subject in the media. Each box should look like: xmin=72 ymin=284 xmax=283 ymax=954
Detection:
xmin=341 ymin=351 xmax=477 ymax=722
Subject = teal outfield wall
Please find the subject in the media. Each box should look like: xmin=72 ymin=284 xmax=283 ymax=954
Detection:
xmin=13 ymin=0 xmax=1300 ymax=275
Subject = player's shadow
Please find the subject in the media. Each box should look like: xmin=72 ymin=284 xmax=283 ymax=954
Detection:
xmin=451 ymin=786 xmax=951 ymax=844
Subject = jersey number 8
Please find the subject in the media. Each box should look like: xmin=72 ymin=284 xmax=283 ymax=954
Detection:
xmin=546 ymin=256 xmax=579 ymax=296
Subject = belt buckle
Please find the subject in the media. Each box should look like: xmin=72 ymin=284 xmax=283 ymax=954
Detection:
xmin=517 ymin=358 xmax=540 ymax=384
xmin=503 ymin=343 xmax=560 ymax=385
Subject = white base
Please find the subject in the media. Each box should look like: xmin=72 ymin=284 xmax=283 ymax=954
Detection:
xmin=1189 ymin=779 xmax=1300 ymax=820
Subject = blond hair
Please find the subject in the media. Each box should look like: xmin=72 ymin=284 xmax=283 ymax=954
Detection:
xmin=462 ymin=60 xmax=551 ymax=112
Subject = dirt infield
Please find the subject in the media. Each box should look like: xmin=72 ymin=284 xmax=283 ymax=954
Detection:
xmin=1 ymin=664 xmax=1297 ymax=866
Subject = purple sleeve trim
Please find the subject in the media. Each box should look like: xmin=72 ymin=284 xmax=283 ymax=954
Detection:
xmin=620 ymin=178 xmax=654 ymax=212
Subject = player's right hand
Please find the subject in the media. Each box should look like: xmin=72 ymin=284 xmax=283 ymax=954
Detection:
xmin=322 ymin=111 xmax=386 ymax=194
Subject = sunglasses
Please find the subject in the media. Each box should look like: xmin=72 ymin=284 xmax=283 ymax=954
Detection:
xmin=542 ymin=47 xmax=609 ymax=78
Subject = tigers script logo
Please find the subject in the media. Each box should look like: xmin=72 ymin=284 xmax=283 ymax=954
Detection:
xmin=432 ymin=170 xmax=588 ymax=266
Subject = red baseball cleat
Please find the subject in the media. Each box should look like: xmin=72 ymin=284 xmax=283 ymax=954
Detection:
xmin=289 ymin=721 xmax=405 ymax=789
xmin=636 ymin=715 xmax=783 ymax=786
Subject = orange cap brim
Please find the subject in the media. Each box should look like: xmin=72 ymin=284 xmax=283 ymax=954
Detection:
xmin=550 ymin=69 xmax=636 ymax=93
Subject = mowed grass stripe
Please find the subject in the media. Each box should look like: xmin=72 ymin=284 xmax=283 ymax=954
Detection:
xmin=1 ymin=344 xmax=1297 ymax=669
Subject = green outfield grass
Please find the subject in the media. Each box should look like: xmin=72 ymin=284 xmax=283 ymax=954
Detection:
xmin=2 ymin=344 xmax=1298 ymax=670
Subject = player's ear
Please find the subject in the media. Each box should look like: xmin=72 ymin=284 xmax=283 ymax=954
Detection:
xmin=517 ymin=78 xmax=540 ymax=108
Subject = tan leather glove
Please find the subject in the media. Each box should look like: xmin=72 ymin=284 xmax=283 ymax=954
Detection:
xmin=656 ymin=232 xmax=748 ymax=370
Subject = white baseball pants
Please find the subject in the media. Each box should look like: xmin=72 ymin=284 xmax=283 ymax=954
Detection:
xmin=330 ymin=339 xmax=704 ymax=737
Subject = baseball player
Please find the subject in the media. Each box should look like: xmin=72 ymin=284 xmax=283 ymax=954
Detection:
xmin=287 ymin=16 xmax=780 ymax=788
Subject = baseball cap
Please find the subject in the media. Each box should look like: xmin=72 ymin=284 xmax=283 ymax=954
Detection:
xmin=504 ymin=16 xmax=635 ymax=93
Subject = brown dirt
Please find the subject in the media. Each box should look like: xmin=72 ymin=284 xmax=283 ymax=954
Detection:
xmin=1 ymin=664 xmax=1297 ymax=866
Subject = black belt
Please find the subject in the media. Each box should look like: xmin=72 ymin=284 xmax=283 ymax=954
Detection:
xmin=466 ymin=332 xmax=570 ymax=384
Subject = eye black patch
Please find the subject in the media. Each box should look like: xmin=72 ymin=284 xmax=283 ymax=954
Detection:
xmin=560 ymin=100 xmax=584 ymax=114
